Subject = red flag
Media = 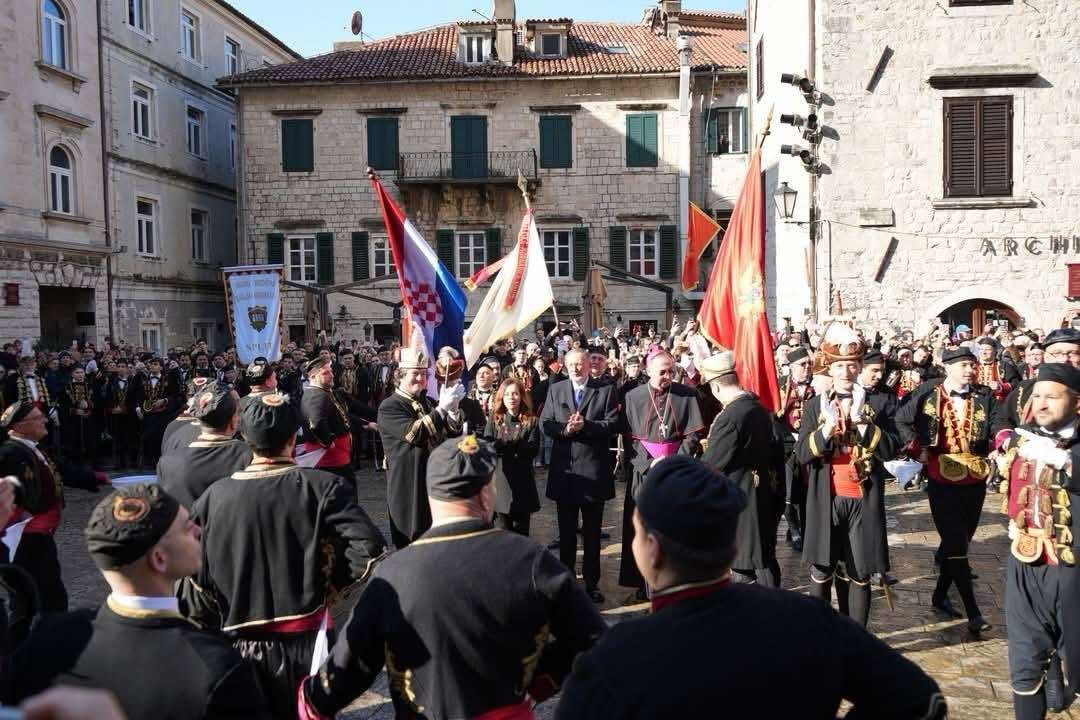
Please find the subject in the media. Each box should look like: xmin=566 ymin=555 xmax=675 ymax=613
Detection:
xmin=697 ymin=149 xmax=781 ymax=412
xmin=682 ymin=202 xmax=721 ymax=291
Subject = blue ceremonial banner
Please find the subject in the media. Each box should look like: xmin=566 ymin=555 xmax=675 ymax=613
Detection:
xmin=223 ymin=264 xmax=285 ymax=364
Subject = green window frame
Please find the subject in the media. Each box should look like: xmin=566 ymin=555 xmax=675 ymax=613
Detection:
xmin=281 ymin=118 xmax=314 ymax=173
xmin=626 ymin=113 xmax=658 ymax=168
xmin=367 ymin=117 xmax=399 ymax=172
xmin=539 ymin=115 xmax=572 ymax=169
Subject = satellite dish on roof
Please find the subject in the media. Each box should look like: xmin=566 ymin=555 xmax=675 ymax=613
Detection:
xmin=350 ymin=10 xmax=363 ymax=36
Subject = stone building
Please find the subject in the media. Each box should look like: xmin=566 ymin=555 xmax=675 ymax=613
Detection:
xmin=101 ymin=0 xmax=298 ymax=353
xmin=751 ymin=0 xmax=1080 ymax=334
xmin=0 ymin=0 xmax=109 ymax=347
xmin=223 ymin=1 xmax=748 ymax=345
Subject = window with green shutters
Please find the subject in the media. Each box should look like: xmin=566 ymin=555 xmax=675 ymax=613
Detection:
xmin=281 ymin=118 xmax=314 ymax=172
xmin=316 ymin=232 xmax=334 ymax=286
xmin=485 ymin=228 xmax=502 ymax=265
xmin=658 ymin=224 xmax=678 ymax=280
xmin=705 ymin=108 xmax=748 ymax=155
xmin=351 ymin=232 xmax=369 ymax=281
xmin=367 ymin=117 xmax=399 ymax=172
xmin=267 ymin=233 xmax=284 ymax=264
xmin=572 ymin=226 xmax=589 ymax=281
xmin=626 ymin=113 xmax=658 ymax=167
xmin=608 ymin=226 xmax=627 ymax=271
xmin=539 ymin=115 xmax=572 ymax=169
xmin=436 ymin=229 xmax=456 ymax=276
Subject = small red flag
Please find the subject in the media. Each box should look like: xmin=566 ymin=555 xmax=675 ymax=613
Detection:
xmin=697 ymin=148 xmax=781 ymax=413
xmin=682 ymin=202 xmax=721 ymax=291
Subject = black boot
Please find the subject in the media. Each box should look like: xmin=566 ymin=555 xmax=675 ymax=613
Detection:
xmin=847 ymin=578 xmax=872 ymax=628
xmin=931 ymin=562 xmax=963 ymax=619
xmin=1046 ymin=653 xmax=1069 ymax=713
xmin=1013 ymin=691 xmax=1047 ymax=720
xmin=948 ymin=558 xmax=991 ymax=633
xmin=809 ymin=565 xmax=833 ymax=606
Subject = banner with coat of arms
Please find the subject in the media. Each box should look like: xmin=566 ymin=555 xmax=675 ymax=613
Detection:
xmin=223 ymin=265 xmax=285 ymax=364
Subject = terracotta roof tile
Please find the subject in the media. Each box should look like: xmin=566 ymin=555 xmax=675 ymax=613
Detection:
xmin=220 ymin=13 xmax=746 ymax=87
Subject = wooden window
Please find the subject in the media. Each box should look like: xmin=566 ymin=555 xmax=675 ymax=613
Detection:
xmin=351 ymin=232 xmax=369 ymax=281
xmin=281 ymin=118 xmax=314 ymax=172
xmin=450 ymin=115 xmax=487 ymax=178
xmin=539 ymin=115 xmax=572 ymax=169
xmin=628 ymin=229 xmax=658 ymax=278
xmin=626 ymin=113 xmax=658 ymax=168
xmin=316 ymin=232 xmax=334 ymax=286
xmin=141 ymin=326 xmax=162 ymax=354
xmin=456 ymin=232 xmax=486 ymax=279
xmin=185 ymin=105 xmax=205 ymax=157
xmin=541 ymin=33 xmax=561 ymax=56
xmin=367 ymin=117 xmax=399 ymax=171
xmin=132 ymin=83 xmax=153 ymax=140
xmin=462 ymin=35 xmax=486 ymax=64
xmin=371 ymin=235 xmax=395 ymax=278
xmin=136 ymin=197 xmax=157 ymax=255
xmin=225 ymin=37 xmax=240 ymax=75
xmin=756 ymin=38 xmax=764 ymax=99
xmin=705 ymin=108 xmax=747 ymax=155
xmin=4 ymin=284 xmax=19 ymax=307
xmin=658 ymin=224 xmax=678 ymax=280
xmin=190 ymin=209 xmax=208 ymax=261
xmin=180 ymin=9 xmax=199 ymax=61
xmin=436 ymin=229 xmax=456 ymax=275
xmin=42 ymin=0 xmax=67 ymax=68
xmin=48 ymin=146 xmax=73 ymax=214
xmin=608 ymin=226 xmax=627 ymax=271
xmin=267 ymin=233 xmax=285 ymax=264
xmin=944 ymin=96 xmax=1012 ymax=198
xmin=288 ymin=236 xmax=316 ymax=283
xmin=542 ymin=230 xmax=572 ymax=279
xmin=128 ymin=0 xmax=150 ymax=33
xmin=572 ymin=227 xmax=589 ymax=281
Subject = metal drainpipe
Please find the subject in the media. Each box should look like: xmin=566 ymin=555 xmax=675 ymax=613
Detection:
xmin=96 ymin=0 xmax=115 ymax=341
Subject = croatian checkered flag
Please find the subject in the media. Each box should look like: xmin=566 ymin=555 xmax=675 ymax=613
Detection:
xmin=369 ymin=169 xmax=466 ymax=396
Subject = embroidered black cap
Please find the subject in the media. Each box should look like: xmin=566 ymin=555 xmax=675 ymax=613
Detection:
xmin=942 ymin=347 xmax=977 ymax=364
xmin=426 ymin=435 xmax=497 ymax=501
xmin=1036 ymin=363 xmax=1080 ymax=394
xmin=190 ymin=383 xmax=237 ymax=429
xmin=85 ymin=484 xmax=180 ymax=570
xmin=240 ymin=392 xmax=299 ymax=451
xmin=245 ymin=357 xmax=274 ymax=384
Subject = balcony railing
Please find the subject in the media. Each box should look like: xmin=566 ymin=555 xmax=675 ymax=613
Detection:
xmin=397 ymin=150 xmax=538 ymax=184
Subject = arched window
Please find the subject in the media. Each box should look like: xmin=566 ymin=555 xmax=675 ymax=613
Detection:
xmin=48 ymin=146 xmax=73 ymax=214
xmin=42 ymin=0 xmax=67 ymax=68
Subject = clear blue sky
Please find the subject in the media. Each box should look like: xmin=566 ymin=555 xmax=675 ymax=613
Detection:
xmin=230 ymin=0 xmax=746 ymax=58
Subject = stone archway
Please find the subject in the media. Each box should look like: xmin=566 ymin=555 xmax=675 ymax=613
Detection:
xmin=923 ymin=285 xmax=1039 ymax=331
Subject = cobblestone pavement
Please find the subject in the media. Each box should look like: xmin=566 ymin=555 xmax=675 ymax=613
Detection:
xmin=53 ymin=467 xmax=1078 ymax=719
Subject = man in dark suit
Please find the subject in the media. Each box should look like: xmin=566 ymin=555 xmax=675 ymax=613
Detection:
xmin=541 ymin=348 xmax=619 ymax=603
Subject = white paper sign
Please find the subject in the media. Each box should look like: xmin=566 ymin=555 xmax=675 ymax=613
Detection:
xmin=224 ymin=265 xmax=284 ymax=364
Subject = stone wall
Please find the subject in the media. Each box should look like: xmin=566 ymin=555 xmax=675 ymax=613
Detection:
xmin=815 ymin=0 xmax=1080 ymax=330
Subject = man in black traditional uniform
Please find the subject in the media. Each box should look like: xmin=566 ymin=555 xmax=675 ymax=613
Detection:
xmin=794 ymin=327 xmax=897 ymax=627
xmin=157 ymin=383 xmax=251 ymax=510
xmin=185 ymin=392 xmax=387 ymax=719
xmin=776 ymin=345 xmax=814 ymax=551
xmin=59 ymin=365 xmax=96 ymax=467
xmin=378 ymin=348 xmax=464 ymax=548
xmin=299 ymin=356 xmax=354 ymax=482
xmin=700 ymin=351 xmax=780 ymax=587
xmin=619 ymin=350 xmax=703 ymax=598
xmin=895 ymin=346 xmax=994 ymax=633
xmin=859 ymin=349 xmax=902 ymax=588
xmin=997 ymin=363 xmax=1080 ymax=719
xmin=161 ymin=376 xmax=213 ymax=458
xmin=239 ymin=357 xmax=277 ymax=414
xmin=297 ymin=435 xmax=607 ymax=720
xmin=0 ymin=402 xmax=98 ymax=612
xmin=461 ymin=358 xmax=498 ymax=432
xmin=50 ymin=483 xmax=270 ymax=719
xmin=994 ymin=328 xmax=1080 ymax=440
xmin=541 ymin=348 xmax=619 ymax=604
xmin=103 ymin=359 xmax=139 ymax=468
xmin=554 ymin=455 xmax=947 ymax=720
xmin=277 ymin=354 xmax=303 ymax=399
xmin=137 ymin=356 xmax=183 ymax=468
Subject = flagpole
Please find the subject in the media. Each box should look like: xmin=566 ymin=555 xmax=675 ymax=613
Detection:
xmin=757 ymin=104 xmax=775 ymax=150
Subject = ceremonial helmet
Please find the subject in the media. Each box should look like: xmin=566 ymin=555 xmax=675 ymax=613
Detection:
xmin=398 ymin=347 xmax=430 ymax=370
xmin=819 ymin=321 xmax=866 ymax=364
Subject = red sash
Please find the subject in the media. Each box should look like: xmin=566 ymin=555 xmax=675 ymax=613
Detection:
xmin=24 ymin=457 xmax=62 ymax=534
xmin=476 ymin=701 xmax=534 ymax=720
xmin=302 ymin=433 xmax=352 ymax=469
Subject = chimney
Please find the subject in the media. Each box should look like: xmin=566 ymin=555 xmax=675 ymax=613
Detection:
xmin=659 ymin=0 xmax=681 ymax=40
xmin=493 ymin=0 xmax=516 ymax=65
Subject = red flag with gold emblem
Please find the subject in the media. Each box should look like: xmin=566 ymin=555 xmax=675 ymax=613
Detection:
xmin=697 ymin=148 xmax=780 ymax=412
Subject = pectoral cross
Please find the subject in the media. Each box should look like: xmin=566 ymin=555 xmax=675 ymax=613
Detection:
xmin=659 ymin=421 xmax=669 ymax=439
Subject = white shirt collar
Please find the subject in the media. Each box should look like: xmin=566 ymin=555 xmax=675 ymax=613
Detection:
xmin=109 ymin=593 xmax=180 ymax=613
xmin=942 ymin=380 xmax=970 ymax=395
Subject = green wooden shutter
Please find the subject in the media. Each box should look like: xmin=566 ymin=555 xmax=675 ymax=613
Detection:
xmin=367 ymin=117 xmax=399 ymax=172
xmin=281 ymin=119 xmax=314 ymax=172
xmin=485 ymin=227 xmax=501 ymax=266
xmin=436 ymin=229 xmax=456 ymax=276
xmin=539 ymin=115 xmax=571 ymax=169
xmin=608 ymin=226 xmax=627 ymax=271
xmin=316 ymin=232 xmax=334 ymax=286
xmin=739 ymin=109 xmax=749 ymax=154
xmin=658 ymin=224 xmax=678 ymax=280
xmin=572 ymin=226 xmax=589 ymax=281
xmin=351 ymin=232 xmax=370 ymax=281
xmin=267 ymin=233 xmax=284 ymax=264
xmin=704 ymin=110 xmax=718 ymax=155
xmin=626 ymin=113 xmax=657 ymax=167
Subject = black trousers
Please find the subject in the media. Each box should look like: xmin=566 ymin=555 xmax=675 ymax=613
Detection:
xmin=234 ymin=629 xmax=322 ymax=720
xmin=557 ymin=501 xmax=603 ymax=590
xmin=495 ymin=512 xmax=531 ymax=536
xmin=1006 ymin=558 xmax=1062 ymax=700
xmin=928 ymin=481 xmax=985 ymax=619
xmin=13 ymin=533 xmax=67 ymax=614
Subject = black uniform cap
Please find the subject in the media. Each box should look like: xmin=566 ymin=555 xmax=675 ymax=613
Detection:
xmin=85 ymin=484 xmax=180 ymax=570
xmin=942 ymin=347 xmax=976 ymax=364
xmin=245 ymin=357 xmax=274 ymax=384
xmin=786 ymin=346 xmax=811 ymax=364
xmin=1044 ymin=328 xmax=1080 ymax=348
xmin=304 ymin=356 xmax=331 ymax=375
xmin=0 ymin=402 xmax=35 ymax=430
xmin=1036 ymin=363 xmax=1080 ymax=393
xmin=191 ymin=383 xmax=237 ymax=429
xmin=240 ymin=392 xmax=299 ymax=450
xmin=862 ymin=350 xmax=885 ymax=366
xmin=477 ymin=356 xmax=500 ymax=370
xmin=635 ymin=456 xmax=746 ymax=552
xmin=426 ymin=435 xmax=497 ymax=501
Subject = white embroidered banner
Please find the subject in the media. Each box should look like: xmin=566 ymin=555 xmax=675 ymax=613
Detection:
xmin=224 ymin=265 xmax=285 ymax=364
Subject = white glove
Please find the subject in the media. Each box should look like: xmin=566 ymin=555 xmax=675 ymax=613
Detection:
xmin=1019 ymin=439 xmax=1070 ymax=470
xmin=437 ymin=383 xmax=465 ymax=413
xmin=48 ymin=408 xmax=58 ymax=423
xmin=135 ymin=407 xmax=144 ymax=420
xmin=849 ymin=385 xmax=866 ymax=425
xmin=818 ymin=397 xmax=837 ymax=436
